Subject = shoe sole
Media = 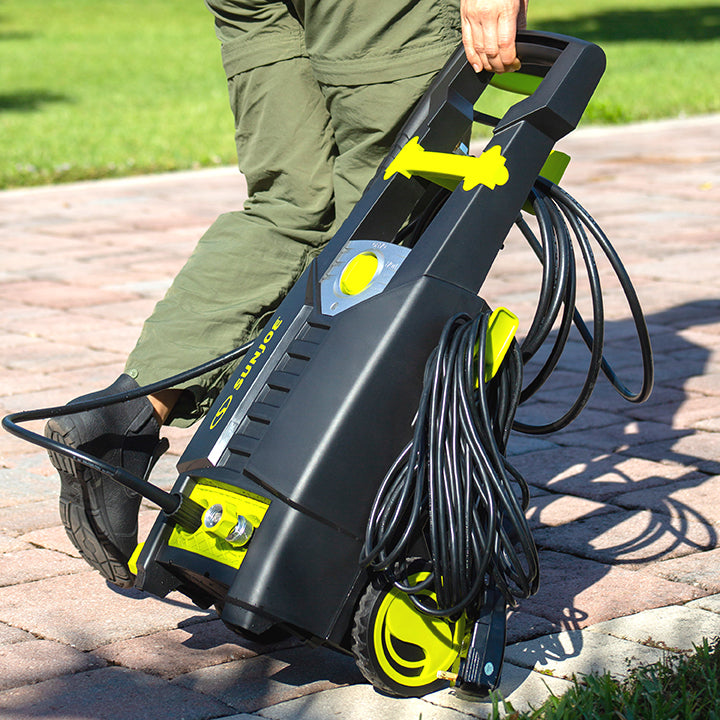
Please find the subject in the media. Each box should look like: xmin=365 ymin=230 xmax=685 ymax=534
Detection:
xmin=46 ymin=418 xmax=136 ymax=588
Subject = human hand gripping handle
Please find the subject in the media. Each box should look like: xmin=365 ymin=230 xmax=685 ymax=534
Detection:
xmin=461 ymin=0 xmax=529 ymax=73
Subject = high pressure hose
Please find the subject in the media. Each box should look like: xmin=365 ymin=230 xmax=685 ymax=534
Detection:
xmin=2 ymin=340 xmax=254 ymax=527
xmin=516 ymin=177 xmax=653 ymax=433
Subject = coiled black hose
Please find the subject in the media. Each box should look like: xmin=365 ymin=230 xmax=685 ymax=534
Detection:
xmin=360 ymin=311 xmax=538 ymax=616
xmin=361 ymin=175 xmax=654 ymax=618
xmin=516 ymin=177 xmax=654 ymax=433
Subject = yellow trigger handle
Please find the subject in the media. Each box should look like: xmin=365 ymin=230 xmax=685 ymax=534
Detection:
xmin=384 ymin=137 xmax=509 ymax=191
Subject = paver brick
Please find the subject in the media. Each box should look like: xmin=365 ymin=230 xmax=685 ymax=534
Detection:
xmin=257 ymin=684 xmax=481 ymax=720
xmin=687 ymin=593 xmax=720 ymax=615
xmin=648 ymin=547 xmax=720 ymax=593
xmin=505 ymin=629 xmax=667 ymax=681
xmin=0 ymin=280 xmax=139 ymax=311
xmin=695 ymin=416 xmax=720 ymax=432
xmin=668 ymin=370 xmax=720 ymax=397
xmin=586 ymin=605 xmax=720 ymax=652
xmin=0 ymin=548 xmax=86 ymax=586
xmin=70 ymin=297 xmax=160 ymax=324
xmin=614 ymin=472 xmax=720 ymax=527
xmin=553 ymin=419 xmax=686 ymax=454
xmin=518 ymin=550 xmax=705 ymax=628
xmin=0 ymin=456 xmax=59 ymax=508
xmin=0 ymin=623 xmax=32 ymax=645
xmin=172 ymin=645 xmax=364 ymax=714
xmin=18 ymin=523 xmax=79 ymax=557
xmin=0 ymin=571 xmax=214 ymax=651
xmin=0 ymin=639 xmax=106 ymax=691
xmin=0 ymin=367 xmax=61 ymax=396
xmin=511 ymin=448 xmax=693 ymax=501
xmin=631 ymin=395 xmax=720 ymax=429
xmin=525 ymin=493 xmax=614 ymax=530
xmin=2 ymin=341 xmax=123 ymax=374
xmin=0 ymin=666 xmax=234 ymax=720
xmin=507 ymin=611 xmax=560 ymax=644
xmin=532 ymin=508 xmax=715 ymax=567
xmin=632 ymin=433 xmax=720 ymax=476
xmin=0 ymin=535 xmax=31 ymax=554
xmin=95 ymin=618 xmax=296 ymax=680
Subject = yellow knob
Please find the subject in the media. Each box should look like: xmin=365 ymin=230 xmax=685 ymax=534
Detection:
xmin=339 ymin=252 xmax=379 ymax=296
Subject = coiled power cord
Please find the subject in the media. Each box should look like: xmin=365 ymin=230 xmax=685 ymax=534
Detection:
xmin=360 ymin=175 xmax=654 ymax=619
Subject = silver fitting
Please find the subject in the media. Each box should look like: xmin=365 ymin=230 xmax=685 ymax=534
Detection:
xmin=226 ymin=515 xmax=254 ymax=547
xmin=201 ymin=503 xmax=254 ymax=547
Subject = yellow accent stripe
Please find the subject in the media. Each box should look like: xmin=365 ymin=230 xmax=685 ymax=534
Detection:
xmin=128 ymin=541 xmax=144 ymax=575
xmin=168 ymin=479 xmax=270 ymax=569
xmin=484 ymin=307 xmax=520 ymax=382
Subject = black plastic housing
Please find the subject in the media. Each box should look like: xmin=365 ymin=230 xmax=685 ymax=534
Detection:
xmin=135 ymin=31 xmax=606 ymax=650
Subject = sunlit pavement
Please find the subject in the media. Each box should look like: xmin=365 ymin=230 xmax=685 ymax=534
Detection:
xmin=0 ymin=114 xmax=719 ymax=718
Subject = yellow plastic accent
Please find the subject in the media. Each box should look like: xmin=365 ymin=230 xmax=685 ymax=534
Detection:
xmin=340 ymin=252 xmax=379 ymax=296
xmin=484 ymin=307 xmax=520 ymax=382
xmin=540 ymin=150 xmax=571 ymax=185
xmin=168 ymin=478 xmax=270 ymax=569
xmin=490 ymin=72 xmax=542 ymax=97
xmin=372 ymin=571 xmax=466 ymax=688
xmin=384 ymin=137 xmax=509 ymax=192
xmin=128 ymin=541 xmax=144 ymax=575
xmin=523 ymin=150 xmax=572 ymax=214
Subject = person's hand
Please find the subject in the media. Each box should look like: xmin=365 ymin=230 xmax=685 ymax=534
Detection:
xmin=461 ymin=0 xmax=528 ymax=74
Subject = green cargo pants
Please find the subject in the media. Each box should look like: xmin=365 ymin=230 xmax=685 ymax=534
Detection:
xmin=125 ymin=0 xmax=461 ymax=426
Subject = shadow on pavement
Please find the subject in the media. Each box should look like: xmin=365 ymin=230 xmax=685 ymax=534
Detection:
xmin=503 ymin=299 xmax=720 ymax=679
xmin=2 ymin=285 xmax=718 ymax=714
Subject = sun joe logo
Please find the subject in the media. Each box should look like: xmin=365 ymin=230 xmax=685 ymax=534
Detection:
xmin=209 ymin=317 xmax=284 ymax=430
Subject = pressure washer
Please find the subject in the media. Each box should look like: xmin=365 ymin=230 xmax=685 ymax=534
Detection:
xmin=4 ymin=31 xmax=653 ymax=698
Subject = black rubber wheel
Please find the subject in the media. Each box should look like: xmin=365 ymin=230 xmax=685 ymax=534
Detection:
xmin=351 ymin=565 xmax=465 ymax=698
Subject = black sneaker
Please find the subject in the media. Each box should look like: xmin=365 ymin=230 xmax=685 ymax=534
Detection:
xmin=45 ymin=374 xmax=168 ymax=588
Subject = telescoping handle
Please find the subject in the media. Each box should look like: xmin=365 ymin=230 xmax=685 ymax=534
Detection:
xmin=368 ymin=30 xmax=605 ymax=298
xmin=389 ymin=29 xmax=606 ymax=163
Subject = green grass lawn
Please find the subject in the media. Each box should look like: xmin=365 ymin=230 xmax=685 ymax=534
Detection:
xmin=1 ymin=0 xmax=237 ymax=188
xmin=1 ymin=0 xmax=719 ymax=188
xmin=495 ymin=639 xmax=720 ymax=719
xmin=531 ymin=0 xmax=720 ymax=123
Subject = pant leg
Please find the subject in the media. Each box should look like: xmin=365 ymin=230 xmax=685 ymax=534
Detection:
xmin=126 ymin=0 xmax=462 ymax=427
xmin=125 ymin=2 xmax=338 ymax=426
xmin=320 ymin=73 xmax=443 ymax=226
xmin=300 ymin=0 xmax=462 ymax=221
xmin=294 ymin=0 xmax=461 ymax=85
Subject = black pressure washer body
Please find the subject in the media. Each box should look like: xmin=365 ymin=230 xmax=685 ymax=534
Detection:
xmin=6 ymin=31 xmax=645 ymax=698
xmin=130 ymin=31 xmax=609 ymax=696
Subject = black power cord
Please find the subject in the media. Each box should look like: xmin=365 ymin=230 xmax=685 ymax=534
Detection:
xmin=360 ymin=311 xmax=538 ymax=616
xmin=515 ymin=177 xmax=654 ymax=433
xmin=361 ymin=175 xmax=654 ymax=618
